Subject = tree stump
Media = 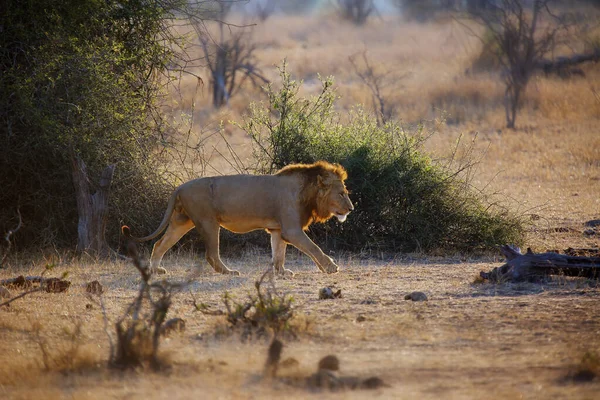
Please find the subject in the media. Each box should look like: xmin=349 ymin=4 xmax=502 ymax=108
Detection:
xmin=71 ymin=156 xmax=115 ymax=257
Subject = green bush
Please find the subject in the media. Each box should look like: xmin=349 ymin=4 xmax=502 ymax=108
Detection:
xmin=239 ymin=62 xmax=524 ymax=253
xmin=0 ymin=0 xmax=192 ymax=249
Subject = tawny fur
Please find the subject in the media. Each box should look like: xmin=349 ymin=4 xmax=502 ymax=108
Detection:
xmin=123 ymin=161 xmax=353 ymax=276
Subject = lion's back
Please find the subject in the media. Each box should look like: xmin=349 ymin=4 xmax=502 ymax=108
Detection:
xmin=178 ymin=174 xmax=302 ymax=226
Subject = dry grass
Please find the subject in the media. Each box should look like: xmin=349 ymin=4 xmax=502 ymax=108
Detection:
xmin=1 ymin=10 xmax=600 ymax=399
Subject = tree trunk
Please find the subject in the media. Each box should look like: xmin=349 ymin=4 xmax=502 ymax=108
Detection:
xmin=71 ymin=156 xmax=115 ymax=257
xmin=504 ymin=81 xmax=523 ymax=129
xmin=504 ymin=86 xmax=514 ymax=129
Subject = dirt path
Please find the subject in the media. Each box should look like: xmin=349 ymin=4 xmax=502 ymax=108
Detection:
xmin=1 ymin=257 xmax=599 ymax=399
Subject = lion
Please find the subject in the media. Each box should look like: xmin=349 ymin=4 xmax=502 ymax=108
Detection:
xmin=122 ymin=161 xmax=353 ymax=276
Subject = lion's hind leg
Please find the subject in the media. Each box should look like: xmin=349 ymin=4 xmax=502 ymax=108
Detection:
xmin=196 ymin=219 xmax=240 ymax=276
xmin=150 ymin=215 xmax=194 ymax=275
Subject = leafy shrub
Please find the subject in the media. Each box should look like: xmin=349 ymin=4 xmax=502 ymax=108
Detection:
xmin=0 ymin=0 xmax=197 ymax=249
xmin=197 ymin=270 xmax=296 ymax=341
xmin=238 ymin=62 xmax=524 ymax=253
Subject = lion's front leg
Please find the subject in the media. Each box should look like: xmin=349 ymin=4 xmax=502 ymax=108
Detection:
xmin=282 ymin=229 xmax=339 ymax=274
xmin=270 ymin=230 xmax=295 ymax=277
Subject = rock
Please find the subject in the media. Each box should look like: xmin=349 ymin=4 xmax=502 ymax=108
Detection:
xmin=12 ymin=275 xmax=31 ymax=289
xmin=355 ymin=315 xmax=367 ymax=323
xmin=280 ymin=357 xmax=300 ymax=369
xmin=318 ymin=355 xmax=340 ymax=371
xmin=361 ymin=376 xmax=389 ymax=389
xmin=86 ymin=280 xmax=103 ymax=294
xmin=360 ymin=297 xmax=378 ymax=305
xmin=404 ymin=291 xmax=428 ymax=301
xmin=319 ymin=287 xmax=342 ymax=299
xmin=45 ymin=278 xmax=71 ymax=293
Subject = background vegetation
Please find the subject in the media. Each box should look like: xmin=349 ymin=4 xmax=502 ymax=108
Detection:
xmin=241 ymin=64 xmax=523 ymax=252
xmin=2 ymin=0 xmax=598 ymax=256
xmin=0 ymin=0 xmax=207 ymax=250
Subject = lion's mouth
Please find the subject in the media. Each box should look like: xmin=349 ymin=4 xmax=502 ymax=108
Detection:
xmin=335 ymin=211 xmax=350 ymax=222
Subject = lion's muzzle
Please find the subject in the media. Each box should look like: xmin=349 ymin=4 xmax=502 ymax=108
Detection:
xmin=335 ymin=212 xmax=350 ymax=223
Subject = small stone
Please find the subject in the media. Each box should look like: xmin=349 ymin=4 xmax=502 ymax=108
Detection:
xmin=319 ymin=287 xmax=342 ymax=299
xmin=404 ymin=291 xmax=428 ymax=301
xmin=361 ymin=376 xmax=388 ymax=389
xmin=318 ymin=355 xmax=340 ymax=371
xmin=86 ymin=280 xmax=103 ymax=294
xmin=280 ymin=357 xmax=300 ymax=369
xmin=45 ymin=279 xmax=71 ymax=293
xmin=355 ymin=315 xmax=367 ymax=323
xmin=360 ymin=297 xmax=377 ymax=305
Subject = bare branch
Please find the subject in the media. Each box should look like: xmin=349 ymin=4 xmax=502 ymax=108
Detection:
xmin=349 ymin=51 xmax=409 ymax=125
xmin=463 ymin=0 xmax=577 ymax=128
xmin=0 ymin=208 xmax=22 ymax=268
xmin=0 ymin=287 xmax=45 ymax=308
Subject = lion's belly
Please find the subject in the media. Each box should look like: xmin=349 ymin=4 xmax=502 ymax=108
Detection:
xmin=219 ymin=217 xmax=281 ymax=234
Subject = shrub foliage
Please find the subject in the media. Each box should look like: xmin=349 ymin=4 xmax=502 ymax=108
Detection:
xmin=240 ymin=63 xmax=524 ymax=253
xmin=0 ymin=0 xmax=190 ymax=248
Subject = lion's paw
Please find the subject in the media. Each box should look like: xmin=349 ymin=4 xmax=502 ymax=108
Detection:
xmin=277 ymin=268 xmax=295 ymax=278
xmin=325 ymin=264 xmax=339 ymax=274
xmin=151 ymin=266 xmax=168 ymax=275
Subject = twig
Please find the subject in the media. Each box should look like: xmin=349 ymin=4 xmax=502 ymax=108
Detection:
xmin=0 ymin=287 xmax=45 ymax=308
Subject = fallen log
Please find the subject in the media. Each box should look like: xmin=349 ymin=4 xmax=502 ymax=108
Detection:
xmin=0 ymin=275 xmax=71 ymax=293
xmin=481 ymin=245 xmax=600 ymax=282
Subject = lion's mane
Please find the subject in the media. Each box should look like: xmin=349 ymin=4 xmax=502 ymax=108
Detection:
xmin=276 ymin=161 xmax=348 ymax=228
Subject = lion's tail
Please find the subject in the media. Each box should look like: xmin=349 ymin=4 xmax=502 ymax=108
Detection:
xmin=121 ymin=190 xmax=179 ymax=242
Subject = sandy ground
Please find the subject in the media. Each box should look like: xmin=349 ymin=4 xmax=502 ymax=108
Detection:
xmin=1 ymin=251 xmax=599 ymax=399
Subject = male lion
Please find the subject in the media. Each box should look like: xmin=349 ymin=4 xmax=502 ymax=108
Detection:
xmin=122 ymin=161 xmax=353 ymax=276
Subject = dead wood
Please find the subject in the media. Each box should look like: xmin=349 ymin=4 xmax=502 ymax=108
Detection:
xmin=481 ymin=245 xmax=600 ymax=282
xmin=0 ymin=275 xmax=71 ymax=292
xmin=72 ymin=156 xmax=115 ymax=257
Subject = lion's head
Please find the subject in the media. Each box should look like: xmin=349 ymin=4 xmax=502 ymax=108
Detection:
xmin=277 ymin=161 xmax=353 ymax=229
